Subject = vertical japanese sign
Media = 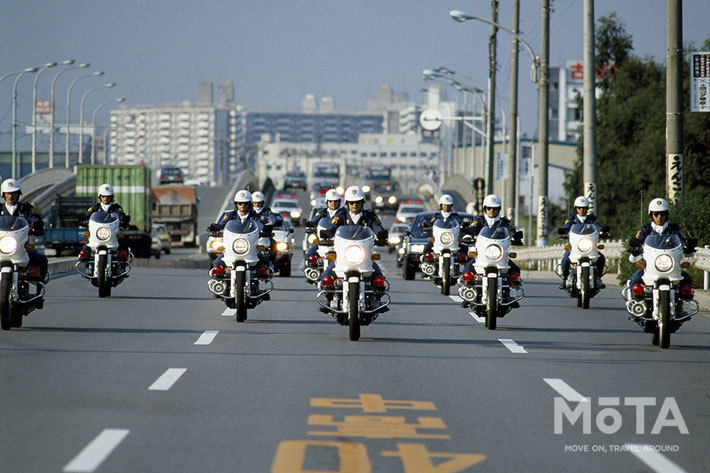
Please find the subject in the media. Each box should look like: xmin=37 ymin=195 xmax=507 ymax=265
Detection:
xmin=690 ymin=52 xmax=710 ymax=112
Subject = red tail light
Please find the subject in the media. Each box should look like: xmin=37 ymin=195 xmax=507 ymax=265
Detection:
xmin=210 ymin=265 xmax=225 ymax=277
xmin=256 ymin=264 xmax=270 ymax=277
xmin=632 ymin=283 xmax=645 ymax=296
xmin=79 ymin=249 xmax=90 ymax=261
xmin=462 ymin=271 xmax=474 ymax=283
xmin=510 ymin=272 xmax=521 ymax=285
xmin=280 ymin=212 xmax=289 ymax=217
xmin=424 ymin=252 xmax=435 ymax=262
xmin=307 ymin=255 xmax=318 ymax=266
xmin=27 ymin=266 xmax=41 ymax=279
xmin=117 ymin=249 xmax=129 ymax=261
xmin=373 ymin=275 xmax=386 ymax=289
xmin=322 ymin=275 xmax=335 ymax=288
xmin=679 ymin=283 xmax=693 ymax=299
xmin=457 ymin=252 xmax=468 ymax=263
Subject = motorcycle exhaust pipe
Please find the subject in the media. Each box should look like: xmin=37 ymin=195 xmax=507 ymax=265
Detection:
xmin=460 ymin=287 xmax=476 ymax=301
xmin=304 ymin=268 xmax=320 ymax=281
xmin=629 ymin=300 xmax=647 ymax=317
xmin=421 ymin=263 xmax=435 ymax=276
xmin=208 ymin=279 xmax=228 ymax=296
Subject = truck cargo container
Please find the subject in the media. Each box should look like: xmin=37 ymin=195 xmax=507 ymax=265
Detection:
xmin=151 ymin=185 xmax=198 ymax=247
xmin=42 ymin=195 xmax=93 ymax=256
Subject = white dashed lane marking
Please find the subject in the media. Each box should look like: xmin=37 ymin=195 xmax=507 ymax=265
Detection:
xmin=148 ymin=368 xmax=187 ymax=391
xmin=194 ymin=330 xmax=219 ymax=345
xmin=63 ymin=429 xmax=129 ymax=473
xmin=624 ymin=444 xmax=689 ymax=473
xmin=543 ymin=378 xmax=589 ymax=403
xmin=499 ymin=338 xmax=527 ymax=353
xmin=221 ymin=308 xmax=235 ymax=317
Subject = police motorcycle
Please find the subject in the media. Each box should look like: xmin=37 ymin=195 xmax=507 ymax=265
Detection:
xmin=622 ymin=235 xmax=699 ymax=348
xmin=555 ymin=223 xmax=609 ymax=309
xmin=304 ymin=218 xmax=335 ymax=285
xmin=76 ymin=211 xmax=132 ymax=298
xmin=316 ymin=225 xmax=390 ymax=341
xmin=207 ymin=219 xmax=273 ymax=322
xmin=0 ymin=216 xmax=48 ymax=330
xmin=419 ymin=218 xmax=468 ymax=295
xmin=457 ymin=225 xmax=524 ymax=330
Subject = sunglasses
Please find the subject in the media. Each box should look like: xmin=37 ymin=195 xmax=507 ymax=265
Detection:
xmin=651 ymin=211 xmax=667 ymax=216
xmin=237 ymin=202 xmax=250 ymax=206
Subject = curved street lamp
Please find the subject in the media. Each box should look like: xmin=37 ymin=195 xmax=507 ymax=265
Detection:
xmin=11 ymin=67 xmax=39 ymax=179
xmin=79 ymin=83 xmax=116 ymax=164
xmin=91 ymin=97 xmax=125 ymax=164
xmin=49 ymin=61 xmax=90 ymax=168
xmin=31 ymin=62 xmax=58 ymax=173
xmin=66 ymin=71 xmax=103 ymax=168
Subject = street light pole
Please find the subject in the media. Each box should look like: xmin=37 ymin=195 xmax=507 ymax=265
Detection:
xmin=79 ymin=83 xmax=116 ymax=164
xmin=31 ymin=62 xmax=57 ymax=173
xmin=66 ymin=71 xmax=103 ymax=168
xmin=583 ymin=0 xmax=598 ymax=214
xmin=12 ymin=67 xmax=39 ymax=179
xmin=485 ymin=0 xmax=499 ymax=195
xmin=506 ymin=0 xmax=520 ymax=224
xmin=49 ymin=61 xmax=88 ymax=168
xmin=536 ymin=0 xmax=550 ymax=247
xmin=91 ymin=97 xmax=125 ymax=164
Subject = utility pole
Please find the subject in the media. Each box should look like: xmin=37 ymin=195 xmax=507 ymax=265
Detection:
xmin=583 ymin=0 xmax=598 ymax=214
xmin=505 ymin=0 xmax=520 ymax=222
xmin=486 ymin=0 xmax=498 ymax=195
xmin=536 ymin=0 xmax=550 ymax=246
xmin=666 ymin=0 xmax=683 ymax=203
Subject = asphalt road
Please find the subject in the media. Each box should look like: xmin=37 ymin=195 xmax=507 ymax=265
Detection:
xmin=1 ymin=217 xmax=708 ymax=473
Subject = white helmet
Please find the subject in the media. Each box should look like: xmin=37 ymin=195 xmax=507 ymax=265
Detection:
xmin=98 ymin=183 xmax=114 ymax=197
xmin=574 ymin=196 xmax=589 ymax=208
xmin=251 ymin=191 xmax=265 ymax=203
xmin=234 ymin=189 xmax=252 ymax=203
xmin=1 ymin=179 xmax=21 ymax=194
xmin=648 ymin=198 xmax=669 ymax=215
xmin=345 ymin=186 xmax=365 ymax=202
xmin=439 ymin=194 xmax=454 ymax=206
xmin=325 ymin=189 xmax=341 ymax=202
xmin=483 ymin=194 xmax=501 ymax=208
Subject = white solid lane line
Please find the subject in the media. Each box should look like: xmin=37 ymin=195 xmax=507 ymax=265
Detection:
xmin=63 ymin=429 xmax=130 ymax=473
xmin=624 ymin=444 xmax=688 ymax=473
xmin=221 ymin=308 xmax=235 ymax=317
xmin=499 ymin=338 xmax=527 ymax=353
xmin=194 ymin=330 xmax=219 ymax=345
xmin=468 ymin=312 xmax=485 ymax=324
xmin=148 ymin=368 xmax=187 ymax=391
xmin=448 ymin=295 xmax=463 ymax=303
xmin=543 ymin=378 xmax=590 ymax=403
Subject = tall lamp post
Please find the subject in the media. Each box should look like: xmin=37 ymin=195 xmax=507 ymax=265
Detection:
xmin=49 ymin=61 xmax=89 ymax=168
xmin=91 ymin=97 xmax=125 ymax=164
xmin=0 ymin=68 xmax=39 ymax=176
xmin=11 ymin=67 xmax=39 ymax=179
xmin=31 ymin=62 xmax=58 ymax=173
xmin=79 ymin=83 xmax=116 ymax=164
xmin=66 ymin=71 xmax=103 ymax=168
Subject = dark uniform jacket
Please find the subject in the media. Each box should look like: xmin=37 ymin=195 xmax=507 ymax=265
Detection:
xmin=215 ymin=208 xmax=258 ymax=230
xmin=635 ymin=222 xmax=685 ymax=246
xmin=561 ymin=213 xmax=600 ymax=230
xmin=309 ymin=207 xmax=344 ymax=226
xmin=331 ymin=209 xmax=387 ymax=240
xmin=84 ymin=202 xmax=130 ymax=228
xmin=0 ymin=202 xmax=44 ymax=235
xmin=467 ymin=215 xmax=515 ymax=237
xmin=254 ymin=207 xmax=275 ymax=225
xmin=428 ymin=211 xmax=462 ymax=225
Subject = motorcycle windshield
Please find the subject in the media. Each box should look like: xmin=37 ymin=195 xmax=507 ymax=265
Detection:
xmin=89 ymin=211 xmax=119 ymax=225
xmin=0 ymin=215 xmax=28 ymax=231
xmin=433 ymin=218 xmax=459 ymax=230
xmin=478 ymin=225 xmax=510 ymax=240
xmin=569 ymin=223 xmax=599 ymax=235
xmin=336 ymin=225 xmax=373 ymax=241
xmin=224 ymin=219 xmax=259 ymax=235
xmin=645 ymin=234 xmax=682 ymax=250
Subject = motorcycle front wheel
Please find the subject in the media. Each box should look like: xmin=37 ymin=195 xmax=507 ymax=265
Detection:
xmin=580 ymin=266 xmax=590 ymax=309
xmin=441 ymin=257 xmax=451 ymax=296
xmin=658 ymin=290 xmax=671 ymax=348
xmin=235 ymin=270 xmax=247 ymax=322
xmin=97 ymin=254 xmax=111 ymax=298
xmin=486 ymin=277 xmax=497 ymax=330
xmin=0 ymin=273 xmax=11 ymax=330
xmin=348 ymin=280 xmax=361 ymax=341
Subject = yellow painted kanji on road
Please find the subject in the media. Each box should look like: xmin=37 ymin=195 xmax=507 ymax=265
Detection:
xmin=271 ymin=440 xmax=371 ymax=473
xmin=311 ymin=394 xmax=436 ymax=413
xmin=307 ymin=415 xmax=450 ymax=439
xmin=382 ymin=443 xmax=486 ymax=473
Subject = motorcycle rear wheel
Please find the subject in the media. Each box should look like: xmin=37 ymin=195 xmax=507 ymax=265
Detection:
xmin=0 ymin=274 xmax=11 ymax=330
xmin=348 ymin=281 xmax=361 ymax=341
xmin=235 ymin=270 xmax=247 ymax=322
xmin=486 ymin=277 xmax=497 ymax=330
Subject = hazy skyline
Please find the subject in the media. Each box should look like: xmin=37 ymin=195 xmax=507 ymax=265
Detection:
xmin=1 ymin=0 xmax=708 ymax=137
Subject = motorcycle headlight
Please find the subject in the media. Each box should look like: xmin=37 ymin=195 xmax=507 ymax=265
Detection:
xmin=388 ymin=196 xmax=397 ymax=204
xmin=440 ymin=232 xmax=454 ymax=245
xmin=375 ymin=196 xmax=383 ymax=204
xmin=577 ymin=238 xmax=593 ymax=253
xmin=410 ymin=244 xmax=425 ymax=253
xmin=484 ymin=244 xmax=503 ymax=261
xmin=307 ymin=233 xmax=318 ymax=244
xmin=209 ymin=238 xmax=225 ymax=252
xmin=96 ymin=226 xmax=111 ymax=241
xmin=388 ymin=236 xmax=401 ymax=245
xmin=0 ymin=236 xmax=18 ymax=255
xmin=655 ymin=254 xmax=674 ymax=272
xmin=344 ymin=245 xmax=365 ymax=264
xmin=233 ymin=238 xmax=249 ymax=255
xmin=290 ymin=210 xmax=301 ymax=219
xmin=276 ymin=241 xmax=289 ymax=252
xmin=362 ymin=185 xmax=371 ymax=193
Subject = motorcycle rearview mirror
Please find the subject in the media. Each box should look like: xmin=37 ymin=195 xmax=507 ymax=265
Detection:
xmin=557 ymin=227 xmax=568 ymax=237
xmin=289 ymin=228 xmax=294 ymax=234
xmin=305 ymin=220 xmax=316 ymax=228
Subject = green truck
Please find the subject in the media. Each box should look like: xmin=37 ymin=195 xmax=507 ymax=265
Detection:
xmin=75 ymin=164 xmax=153 ymax=258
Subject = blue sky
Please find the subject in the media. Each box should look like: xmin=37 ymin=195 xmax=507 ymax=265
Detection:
xmin=1 ymin=0 xmax=708 ymax=136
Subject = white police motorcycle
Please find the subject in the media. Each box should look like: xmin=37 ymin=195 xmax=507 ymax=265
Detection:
xmin=555 ymin=223 xmax=608 ymax=309
xmin=207 ymin=219 xmax=273 ymax=322
xmin=457 ymin=225 xmax=524 ymax=330
xmin=304 ymin=218 xmax=335 ymax=285
xmin=0 ymin=216 xmax=47 ymax=330
xmin=76 ymin=211 xmax=131 ymax=298
xmin=420 ymin=218 xmax=466 ymax=296
xmin=316 ymin=225 xmax=390 ymax=341
xmin=622 ymin=234 xmax=698 ymax=348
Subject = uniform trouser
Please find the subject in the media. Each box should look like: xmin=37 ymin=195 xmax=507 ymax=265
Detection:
xmin=630 ymin=269 xmax=692 ymax=288
xmin=462 ymin=258 xmax=521 ymax=277
xmin=28 ymin=250 xmax=48 ymax=281
xmin=212 ymin=252 xmax=271 ymax=270
xmin=561 ymin=250 xmax=606 ymax=279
